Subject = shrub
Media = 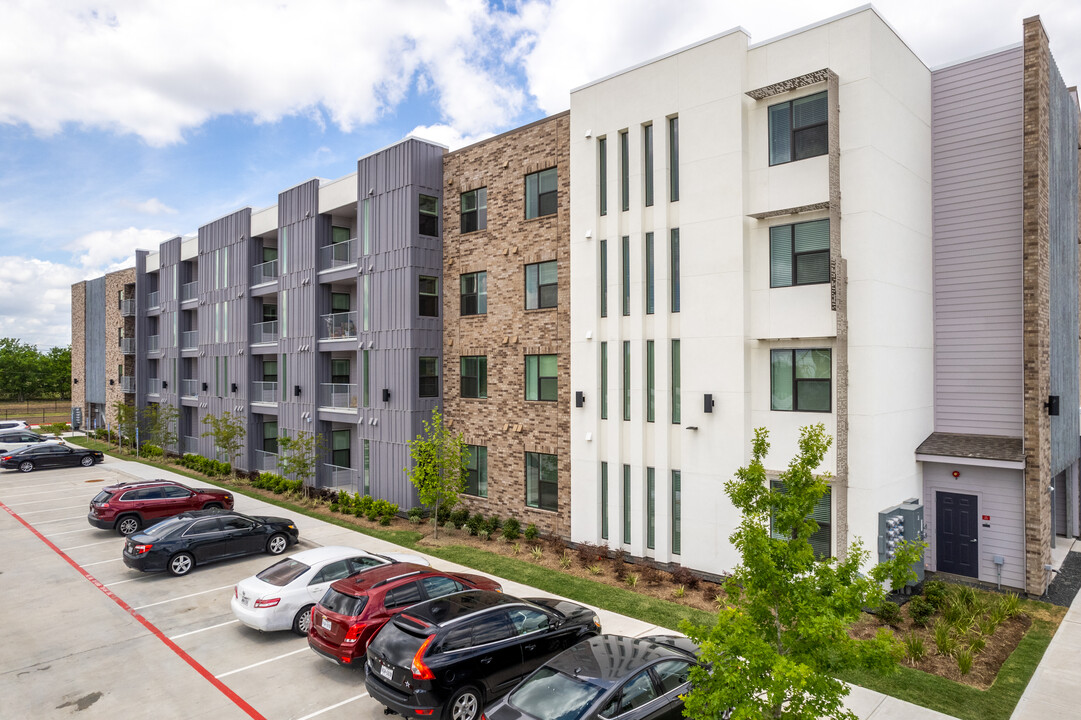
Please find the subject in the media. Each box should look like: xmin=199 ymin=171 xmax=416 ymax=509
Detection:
xmin=465 ymin=513 xmax=485 ymax=536
xmin=524 ymin=523 xmax=539 ymax=541
xmin=141 ymin=444 xmax=163 ymax=458
xmin=436 ymin=504 xmax=452 ymax=525
xmin=1000 ymin=592 xmax=1022 ymax=619
xmin=530 ymin=546 xmax=543 ymax=561
xmin=576 ymin=542 xmax=605 ymax=566
xmin=625 ymin=573 xmax=639 ymax=588
xmin=670 ymin=566 xmax=699 ymax=590
xmin=588 ymin=564 xmax=602 ymax=575
xmin=408 ymin=506 xmax=425 ymax=521
xmin=673 ymin=585 xmax=686 ymax=598
xmin=922 ymin=580 xmax=949 ymax=610
xmin=903 ymin=633 xmax=926 ymax=663
xmin=366 ymin=507 xmax=380 ymax=522
xmin=559 ymin=551 xmax=572 ymax=570
xmin=968 ymin=635 xmax=987 ymax=654
xmin=906 ymin=595 xmax=935 ymax=627
xmin=956 ymin=647 xmax=973 ymax=675
xmin=640 ymin=565 xmax=664 ymax=586
xmin=444 ymin=521 xmax=457 ymax=531
xmin=477 ymin=530 xmax=490 ymax=541
xmin=329 ymin=503 xmax=340 ymax=513
xmin=512 ymin=542 xmax=521 ymax=555
xmin=613 ymin=561 xmax=627 ymax=581
xmin=338 ymin=490 xmax=352 ymax=506
xmin=450 ymin=508 xmax=470 ymax=527
xmin=502 ymin=518 xmax=521 ymax=540
xmin=486 ymin=515 xmax=502 ymax=534
xmin=933 ymin=621 xmax=955 ymax=656
xmin=379 ymin=515 xmax=392 ymax=526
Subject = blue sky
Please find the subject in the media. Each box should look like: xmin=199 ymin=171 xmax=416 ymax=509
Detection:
xmin=1 ymin=0 xmax=1079 ymax=350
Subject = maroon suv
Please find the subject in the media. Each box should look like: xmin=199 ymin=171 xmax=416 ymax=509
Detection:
xmin=88 ymin=479 xmax=234 ymax=536
xmin=308 ymin=562 xmax=501 ymax=666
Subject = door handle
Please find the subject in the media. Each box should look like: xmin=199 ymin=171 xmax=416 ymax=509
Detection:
xmin=524 ymin=644 xmax=536 ymax=651
xmin=480 ymin=657 xmax=492 ymax=664
xmin=970 ymin=538 xmax=978 ymax=543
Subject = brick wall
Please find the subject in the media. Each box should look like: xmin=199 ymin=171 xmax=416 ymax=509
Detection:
xmin=71 ymin=282 xmax=86 ymax=417
xmin=103 ymin=268 xmax=136 ymax=428
xmin=442 ymin=112 xmax=571 ymax=537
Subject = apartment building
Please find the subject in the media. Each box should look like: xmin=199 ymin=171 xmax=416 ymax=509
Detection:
xmin=568 ymin=8 xmax=1079 ymax=594
xmin=71 ymin=266 xmax=136 ymax=429
xmin=441 ymin=112 xmax=571 ymax=536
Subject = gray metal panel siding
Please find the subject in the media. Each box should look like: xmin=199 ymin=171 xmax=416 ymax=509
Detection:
xmin=133 ymin=250 xmax=149 ymax=412
xmin=157 ymin=237 xmax=183 ymax=448
xmin=931 ymin=47 xmax=1024 ymax=436
xmin=923 ymin=462 xmax=1026 ymax=589
xmin=1048 ymin=60 xmax=1080 ymax=476
xmin=85 ymin=277 xmax=106 ymax=404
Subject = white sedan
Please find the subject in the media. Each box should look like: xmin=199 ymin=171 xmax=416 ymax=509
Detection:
xmin=231 ymin=545 xmax=429 ymax=635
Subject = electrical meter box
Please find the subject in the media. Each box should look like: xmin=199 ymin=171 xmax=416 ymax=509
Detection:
xmin=877 ymin=498 xmax=925 ymax=586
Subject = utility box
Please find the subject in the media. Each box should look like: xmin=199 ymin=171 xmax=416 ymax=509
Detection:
xmin=877 ymin=498 xmax=925 ymax=587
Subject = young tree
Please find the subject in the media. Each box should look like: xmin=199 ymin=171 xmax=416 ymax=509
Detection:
xmin=682 ymin=424 xmax=924 ymax=720
xmin=200 ymin=411 xmax=247 ymax=475
xmin=140 ymin=403 xmax=178 ymax=452
xmin=404 ymin=407 xmax=467 ymax=539
xmin=113 ymin=401 xmax=138 ymax=449
xmin=276 ymin=430 xmax=324 ymax=492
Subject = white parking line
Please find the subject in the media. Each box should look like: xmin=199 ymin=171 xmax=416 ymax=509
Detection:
xmin=32 ymin=515 xmax=86 ymax=525
xmin=46 ymin=527 xmax=96 ymax=537
xmin=82 ymin=557 xmax=123 ymax=567
xmin=6 ymin=496 xmax=88 ymax=506
xmin=132 ymin=584 xmax=235 ymax=610
xmin=0 ymin=480 xmax=83 ymax=491
xmin=169 ymin=619 xmax=239 ymax=640
xmin=0 ymin=487 xmax=82 ymax=498
xmin=295 ymin=693 xmax=369 ymax=720
xmin=214 ymin=648 xmax=309 ymax=679
xmin=18 ymin=504 xmax=91 ymax=515
xmin=59 ymin=539 xmax=120 ymax=551
xmin=105 ymin=577 xmax=142 ymax=586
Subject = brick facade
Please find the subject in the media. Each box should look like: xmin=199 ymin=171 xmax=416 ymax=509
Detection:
xmin=102 ymin=268 xmax=136 ymax=428
xmin=442 ymin=112 xmax=571 ymax=537
xmin=70 ymin=282 xmax=86 ymax=416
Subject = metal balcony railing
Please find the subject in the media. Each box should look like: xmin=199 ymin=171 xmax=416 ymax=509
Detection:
xmin=147 ymin=290 xmax=160 ymax=309
xmin=120 ymin=376 xmax=136 ymax=393
xmin=147 ymin=335 xmax=160 ymax=353
xmin=320 ymin=311 xmax=357 ymax=339
xmin=251 ymin=381 xmax=278 ymax=403
xmin=120 ymin=337 xmax=135 ymax=354
xmin=180 ymin=281 xmax=198 ymax=302
xmin=252 ymin=320 xmax=279 ymax=344
xmin=319 ymin=238 xmax=356 ymax=271
xmin=181 ymin=435 xmax=198 ymax=454
xmin=324 ymin=463 xmax=359 ymax=492
xmin=180 ymin=379 xmax=199 ymax=397
xmin=147 ymin=378 xmax=161 ymax=395
xmin=181 ymin=330 xmax=198 ymax=350
xmin=254 ymin=449 xmax=279 ymax=472
xmin=319 ymin=383 xmax=358 ymax=410
xmin=253 ymin=259 xmax=279 ymax=286
xmin=120 ymin=298 xmax=135 ymax=316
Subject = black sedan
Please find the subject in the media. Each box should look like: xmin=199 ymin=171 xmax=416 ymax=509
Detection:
xmin=122 ymin=509 xmax=299 ymax=576
xmin=484 ymin=635 xmax=700 ymax=720
xmin=365 ymin=590 xmax=601 ymax=720
xmin=0 ymin=444 xmax=104 ymax=472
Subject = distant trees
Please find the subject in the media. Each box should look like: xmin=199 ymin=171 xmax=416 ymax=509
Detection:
xmin=0 ymin=339 xmax=70 ymax=401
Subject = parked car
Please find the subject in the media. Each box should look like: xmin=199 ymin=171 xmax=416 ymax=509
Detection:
xmin=309 ymin=564 xmax=502 ymax=665
xmin=122 ymin=509 xmax=299 ymax=576
xmin=0 ymin=420 xmax=30 ymax=431
xmin=484 ymin=635 xmax=700 ymax=720
xmin=365 ymin=590 xmax=602 ymax=720
xmin=0 ymin=429 xmax=66 ymax=455
xmin=232 ymin=546 xmax=430 ymax=636
xmin=87 ymin=479 xmax=234 ymax=536
xmin=0 ymin=444 xmax=103 ymax=472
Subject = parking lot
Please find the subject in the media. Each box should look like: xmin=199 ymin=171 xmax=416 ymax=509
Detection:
xmin=0 ymin=459 xmax=666 ymax=720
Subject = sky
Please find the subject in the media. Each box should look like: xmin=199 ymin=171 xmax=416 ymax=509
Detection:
xmin=1 ymin=0 xmax=1080 ymax=350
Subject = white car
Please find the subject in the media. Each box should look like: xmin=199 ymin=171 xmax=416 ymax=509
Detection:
xmin=231 ymin=545 xmax=430 ymax=635
xmin=0 ymin=430 xmax=66 ymax=455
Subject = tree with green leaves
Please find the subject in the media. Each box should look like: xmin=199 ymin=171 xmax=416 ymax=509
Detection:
xmin=405 ymin=407 xmax=467 ymax=539
xmin=682 ymin=424 xmax=925 ymax=720
xmin=0 ymin=338 xmax=41 ymax=401
xmin=140 ymin=403 xmax=178 ymax=452
xmin=113 ymin=401 xmax=138 ymax=449
xmin=277 ymin=430 xmax=325 ymax=493
xmin=201 ymin=411 xmax=247 ymax=475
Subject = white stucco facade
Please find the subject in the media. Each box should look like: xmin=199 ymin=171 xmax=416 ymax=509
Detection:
xmin=569 ymin=7 xmax=934 ymax=576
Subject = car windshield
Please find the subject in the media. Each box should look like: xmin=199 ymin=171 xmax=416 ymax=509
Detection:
xmin=91 ymin=490 xmax=114 ymax=504
xmin=257 ymin=558 xmax=311 ymax=586
xmin=509 ymin=667 xmax=607 ymax=720
xmin=142 ymin=519 xmax=185 ymax=538
xmin=319 ymin=588 xmax=368 ymax=617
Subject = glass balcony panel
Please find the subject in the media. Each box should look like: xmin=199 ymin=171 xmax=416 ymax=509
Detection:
xmin=147 ymin=335 xmax=160 ymax=353
xmin=253 ymin=259 xmax=279 ymax=286
xmin=181 ymin=331 xmax=198 ymax=350
xmin=252 ymin=320 xmax=279 ymax=344
xmin=147 ymin=290 xmax=160 ymax=309
xmin=320 ymin=311 xmax=357 ymax=339
xmin=319 ymin=383 xmax=358 ymax=409
xmin=251 ymin=381 xmax=278 ymax=403
xmin=180 ymin=379 xmax=199 ymax=397
xmin=319 ymin=238 xmax=356 ymax=271
xmin=180 ymin=282 xmax=198 ymax=302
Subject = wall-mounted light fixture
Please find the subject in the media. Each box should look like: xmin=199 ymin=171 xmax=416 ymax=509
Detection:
xmin=575 ymin=391 xmax=585 ymax=408
xmin=294 ymin=385 xmax=302 ymax=397
xmin=686 ymin=426 xmax=698 ymax=431
xmin=72 ymin=378 xmax=78 ymax=384
xmin=161 ymin=380 xmax=168 ymax=389
xmin=231 ymin=383 xmax=238 ymax=393
xmin=704 ymin=394 xmax=715 ymax=413
xmin=202 ymin=382 xmax=208 ymax=391
xmin=109 ymin=379 xmax=114 ymax=386
xmin=382 ymin=388 xmax=391 ymax=402
xmin=1045 ymin=395 xmax=1060 ymax=416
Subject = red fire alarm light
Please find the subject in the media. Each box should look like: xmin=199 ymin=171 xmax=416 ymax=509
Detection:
xmin=952 ymin=470 xmax=961 ymax=478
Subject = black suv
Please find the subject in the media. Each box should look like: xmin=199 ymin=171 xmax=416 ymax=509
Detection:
xmin=365 ymin=590 xmax=601 ymax=720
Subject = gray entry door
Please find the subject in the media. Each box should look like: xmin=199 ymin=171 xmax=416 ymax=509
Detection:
xmin=936 ymin=492 xmax=979 ymax=578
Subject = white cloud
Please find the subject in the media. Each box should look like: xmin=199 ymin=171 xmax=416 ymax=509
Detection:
xmin=408 ymin=124 xmax=494 ymax=152
xmin=0 ymin=256 xmax=86 ymax=348
xmin=130 ymin=198 xmax=177 ymax=215
xmin=66 ymin=227 xmax=174 ymax=270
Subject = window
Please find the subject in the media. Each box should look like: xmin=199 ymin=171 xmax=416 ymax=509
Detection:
xmin=654 ymin=660 xmax=691 ymax=694
xmin=621 ymin=236 xmax=630 ymax=316
xmin=332 ymin=429 xmax=350 ymax=467
xmin=670 ymin=228 xmax=680 ymax=313
xmin=646 ymin=340 xmax=655 ymax=423
xmin=672 ymin=470 xmax=681 ymax=555
xmin=509 ymin=607 xmax=549 ymax=636
xmin=472 ymin=612 xmax=516 ymax=644
xmin=769 ymin=91 xmax=828 ymax=165
xmin=331 ymin=226 xmax=350 ymax=245
xmin=598 ymin=137 xmax=607 ymax=216
xmin=620 ymin=131 xmax=629 ymax=212
xmin=460 ymin=271 xmax=487 ymax=315
xmin=671 ymin=340 xmax=681 ymax=424
xmin=525 ymin=260 xmax=557 ymax=310
xmin=525 ymin=168 xmax=557 ymax=219
xmin=643 ymin=124 xmax=654 ymax=207
xmin=385 ymin=582 xmax=423 ymax=609
xmin=421 ymin=576 xmax=465 ymax=598
xmin=645 ymin=232 xmax=654 ymax=314
xmin=600 ymin=342 xmax=608 ymax=420
xmin=419 ymin=357 xmax=439 ymax=398
xmin=669 ymin=116 xmax=679 ymax=202
xmin=330 ymin=359 xmax=349 ymax=384
xmin=361 ymin=198 xmax=371 ymax=255
xmin=622 ymin=341 xmax=630 ymax=421
xmin=281 ymin=354 xmax=287 ymax=402
xmin=622 ymin=464 xmax=631 ymax=544
xmin=331 ymin=292 xmax=350 ymax=313
xmin=362 ymin=275 xmax=370 ymax=331
xmin=419 ymin=194 xmax=439 ymax=236
xmin=263 ymin=421 xmax=277 ymax=454
xmin=362 ymin=439 xmax=371 ymax=495
xmin=770 ymin=219 xmax=829 ymax=287
xmin=362 ymin=350 xmax=370 ymax=407
xmin=600 ymin=462 xmax=608 ymax=540
xmin=460 ymin=356 xmax=487 ymax=399
xmin=771 ymin=480 xmax=832 ymax=558
xmin=599 ymin=240 xmax=608 ymax=318
xmin=525 ymin=451 xmax=558 ymax=511
xmin=465 ymin=445 xmax=488 ymax=497
xmin=419 ymin=276 xmax=439 ymax=317
xmin=771 ymin=349 xmax=831 ymax=412
xmin=461 ymin=188 xmax=487 ymax=233
xmin=646 ymin=467 xmax=655 ymax=549
xmin=525 ymin=354 xmax=557 ymax=402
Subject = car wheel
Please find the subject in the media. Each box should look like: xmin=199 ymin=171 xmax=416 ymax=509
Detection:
xmin=266 ymin=533 xmax=288 ymax=555
xmin=18 ymin=461 xmax=33 ymax=473
xmin=293 ymin=604 xmax=315 ymax=636
xmin=202 ymin=502 xmax=222 ymax=510
xmin=168 ymin=552 xmax=194 ymax=576
xmin=445 ymin=685 xmax=482 ymax=720
xmin=116 ymin=516 xmax=142 ymax=536
xmin=80 ymin=455 xmax=94 ymax=467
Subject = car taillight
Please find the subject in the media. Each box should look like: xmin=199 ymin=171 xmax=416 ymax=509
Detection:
xmin=341 ymin=622 xmax=367 ymax=644
xmin=411 ymin=635 xmax=436 ymax=680
xmin=98 ymin=502 xmax=110 ymax=509
xmin=234 ymin=586 xmax=238 ymax=599
xmin=1 ymin=456 xmax=11 ymax=461
xmin=133 ymin=544 xmax=153 ymax=555
xmin=253 ymin=598 xmax=280 ymax=608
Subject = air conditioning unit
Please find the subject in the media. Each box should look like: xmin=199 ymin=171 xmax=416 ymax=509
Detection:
xmin=877 ymin=498 xmax=925 ymax=589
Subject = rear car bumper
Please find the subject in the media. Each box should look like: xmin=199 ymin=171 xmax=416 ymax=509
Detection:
xmin=365 ymin=666 xmax=439 ymax=715
xmin=122 ymin=552 xmax=167 ymax=573
xmin=231 ymin=595 xmax=288 ymax=632
xmin=87 ymin=513 xmax=114 ymax=530
xmin=308 ymin=635 xmax=354 ymax=666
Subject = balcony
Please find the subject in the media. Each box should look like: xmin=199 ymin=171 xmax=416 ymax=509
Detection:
xmin=120 ymin=298 xmax=135 ymax=316
xmin=181 ymin=435 xmax=198 ymax=454
xmin=147 ymin=334 xmax=161 ymax=353
xmin=120 ymin=376 xmax=136 ymax=394
xmin=147 ymin=290 xmax=160 ymax=309
xmin=147 ymin=378 xmax=161 ymax=396
xmin=120 ymin=337 xmax=135 ymax=354
xmin=180 ymin=281 xmax=198 ymax=302
xmin=319 ymin=238 xmax=356 ymax=271
xmin=320 ymin=311 xmax=357 ymax=340
xmin=324 ymin=463 xmax=359 ymax=492
xmin=253 ymin=259 xmax=279 ymax=286
xmin=254 ymin=449 xmax=279 ymax=472
xmin=181 ymin=331 xmax=198 ymax=350
xmin=319 ymin=383 xmax=358 ymax=410
xmin=180 ymin=379 xmax=198 ymax=398
xmin=252 ymin=381 xmax=278 ymax=404
xmin=252 ymin=320 xmax=279 ymax=344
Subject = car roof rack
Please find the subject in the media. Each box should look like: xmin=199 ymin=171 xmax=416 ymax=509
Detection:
xmin=370 ymin=570 xmax=425 ymax=588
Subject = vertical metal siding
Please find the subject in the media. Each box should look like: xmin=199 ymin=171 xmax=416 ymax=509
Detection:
xmin=931 ymin=48 xmax=1024 ymax=436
